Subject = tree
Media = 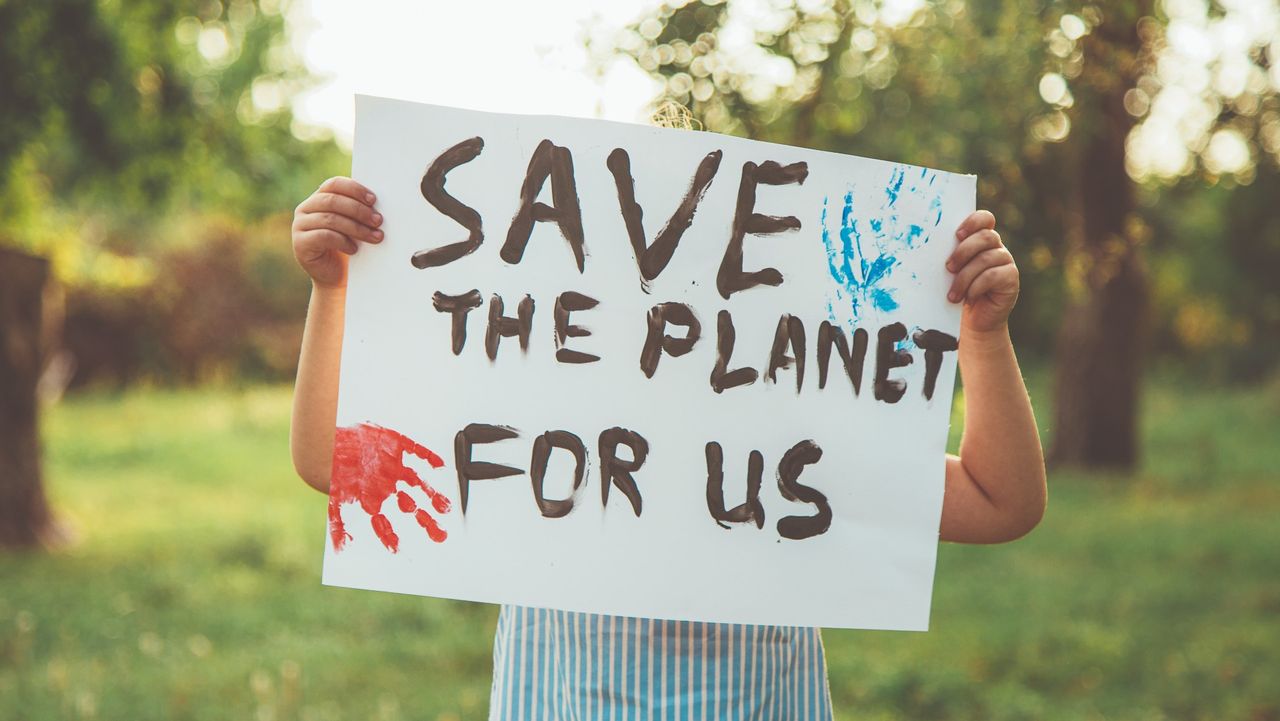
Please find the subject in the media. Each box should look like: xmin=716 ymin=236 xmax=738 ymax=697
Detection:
xmin=0 ymin=0 xmax=345 ymax=224
xmin=1047 ymin=3 xmax=1151 ymax=467
xmin=0 ymin=0 xmax=344 ymax=547
xmin=610 ymin=0 xmax=1280 ymax=470
xmin=0 ymin=248 xmax=61 ymax=548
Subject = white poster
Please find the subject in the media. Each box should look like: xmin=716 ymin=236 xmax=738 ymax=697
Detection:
xmin=323 ymin=94 xmax=975 ymax=631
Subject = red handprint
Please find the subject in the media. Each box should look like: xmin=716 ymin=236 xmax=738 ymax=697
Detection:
xmin=329 ymin=422 xmax=452 ymax=553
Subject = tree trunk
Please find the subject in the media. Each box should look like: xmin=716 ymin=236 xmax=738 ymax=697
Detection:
xmin=1049 ymin=7 xmax=1150 ymax=470
xmin=0 ymin=246 xmax=59 ymax=548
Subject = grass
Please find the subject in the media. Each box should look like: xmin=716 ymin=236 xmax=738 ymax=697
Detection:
xmin=1 ymin=372 xmax=1278 ymax=720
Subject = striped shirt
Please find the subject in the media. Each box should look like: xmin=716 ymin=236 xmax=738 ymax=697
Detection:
xmin=488 ymin=605 xmax=834 ymax=720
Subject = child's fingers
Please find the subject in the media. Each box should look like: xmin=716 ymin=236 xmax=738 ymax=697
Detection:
xmin=954 ymin=209 xmax=995 ymax=240
xmin=317 ymin=176 xmax=376 ymax=205
xmin=298 ymin=192 xmax=383 ymax=229
xmin=296 ymin=228 xmax=358 ymax=256
xmin=948 ymin=246 xmax=1013 ymax=302
xmin=946 ymin=228 xmax=1002 ymax=272
xmin=294 ymin=210 xmax=383 ymax=243
xmin=964 ymin=262 xmax=1020 ymax=304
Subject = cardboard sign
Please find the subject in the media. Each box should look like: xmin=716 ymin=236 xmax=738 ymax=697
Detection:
xmin=323 ymin=94 xmax=975 ymax=630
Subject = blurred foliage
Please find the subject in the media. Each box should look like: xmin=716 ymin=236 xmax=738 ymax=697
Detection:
xmin=1150 ymin=161 xmax=1280 ymax=379
xmin=3 ymin=0 xmax=1277 ymax=386
xmin=61 ymin=215 xmax=311 ymax=386
xmin=0 ymin=0 xmax=345 ymax=221
xmin=0 ymin=0 xmax=346 ymax=385
xmin=611 ymin=0 xmax=1280 ymax=379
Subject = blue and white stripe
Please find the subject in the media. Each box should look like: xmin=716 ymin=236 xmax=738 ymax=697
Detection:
xmin=488 ymin=605 xmax=834 ymax=720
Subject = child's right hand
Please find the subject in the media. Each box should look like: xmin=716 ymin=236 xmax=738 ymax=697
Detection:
xmin=291 ymin=176 xmax=384 ymax=290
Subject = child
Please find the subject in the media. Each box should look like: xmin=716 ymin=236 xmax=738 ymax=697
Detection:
xmin=289 ymin=172 xmax=1046 ymax=719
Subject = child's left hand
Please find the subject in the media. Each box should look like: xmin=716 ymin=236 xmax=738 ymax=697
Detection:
xmin=946 ymin=210 xmax=1019 ymax=334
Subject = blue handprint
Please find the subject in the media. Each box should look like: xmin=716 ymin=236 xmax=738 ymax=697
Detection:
xmin=820 ymin=166 xmax=944 ymax=326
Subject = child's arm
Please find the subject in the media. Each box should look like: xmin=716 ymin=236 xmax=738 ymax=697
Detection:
xmin=289 ymin=177 xmax=383 ymax=493
xmin=938 ymin=210 xmax=1048 ymax=543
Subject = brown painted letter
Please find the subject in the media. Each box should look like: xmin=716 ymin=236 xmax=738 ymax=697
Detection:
xmin=874 ymin=322 xmax=913 ymax=403
xmin=607 ymin=148 xmax=723 ymax=288
xmin=501 ymin=139 xmax=587 ymax=272
xmin=776 ymin=440 xmax=831 ymax=540
xmin=765 ymin=314 xmax=806 ymax=394
xmin=454 ymin=423 xmax=522 ymax=514
xmin=705 ymin=442 xmax=766 ymax=529
xmin=554 ymin=291 xmax=600 ymax=364
xmin=432 ymin=289 xmax=483 ymax=355
xmin=716 ymin=160 xmax=809 ymax=299
xmin=599 ymin=427 xmax=648 ymax=516
xmin=639 ymin=302 xmax=701 ymax=378
xmin=817 ymin=321 xmax=869 ymax=395
xmin=911 ymin=329 xmax=958 ymax=400
xmin=485 ymin=293 xmax=535 ymax=361
xmin=710 ymin=309 xmax=758 ymax=393
xmin=529 ymin=430 xmax=587 ymax=519
xmin=413 ymin=137 xmax=485 ymax=268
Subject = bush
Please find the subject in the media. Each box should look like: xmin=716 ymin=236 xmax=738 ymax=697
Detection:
xmin=62 ymin=214 xmax=310 ymax=387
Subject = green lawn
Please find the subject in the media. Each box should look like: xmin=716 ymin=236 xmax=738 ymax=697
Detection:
xmin=2 ymin=373 xmax=1278 ymax=720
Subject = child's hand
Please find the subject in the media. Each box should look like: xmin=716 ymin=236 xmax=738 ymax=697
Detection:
xmin=291 ymin=177 xmax=383 ymax=290
xmin=946 ymin=210 xmax=1019 ymax=334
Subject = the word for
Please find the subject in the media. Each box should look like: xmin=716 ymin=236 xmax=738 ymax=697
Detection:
xmin=453 ymin=424 xmax=832 ymax=540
